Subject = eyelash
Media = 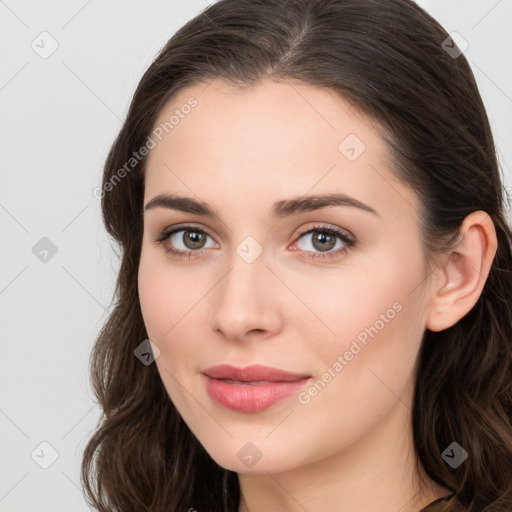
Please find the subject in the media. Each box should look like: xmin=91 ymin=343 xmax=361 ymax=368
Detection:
xmin=152 ymin=223 xmax=356 ymax=261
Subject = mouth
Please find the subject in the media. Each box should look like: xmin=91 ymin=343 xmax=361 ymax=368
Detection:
xmin=202 ymin=364 xmax=312 ymax=412
xmin=216 ymin=379 xmax=289 ymax=385
xmin=202 ymin=363 xmax=311 ymax=382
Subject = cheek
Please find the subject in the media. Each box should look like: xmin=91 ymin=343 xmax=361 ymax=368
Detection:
xmin=137 ymin=256 xmax=208 ymax=368
xmin=138 ymin=265 xmax=170 ymax=341
xmin=138 ymin=260 xmax=198 ymax=405
xmin=292 ymin=295 xmax=422 ymax=463
xmin=137 ymin=251 xmax=187 ymax=348
xmin=304 ymin=249 xmax=426 ymax=398
xmin=295 ymin=268 xmax=411 ymax=360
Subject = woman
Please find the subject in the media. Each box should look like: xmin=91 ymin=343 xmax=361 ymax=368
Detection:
xmin=81 ymin=0 xmax=512 ymax=511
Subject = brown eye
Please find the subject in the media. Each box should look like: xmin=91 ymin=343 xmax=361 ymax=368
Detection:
xmin=181 ymin=230 xmax=208 ymax=250
xmin=310 ymin=230 xmax=337 ymax=252
xmin=292 ymin=224 xmax=356 ymax=262
xmin=153 ymin=226 xmax=217 ymax=258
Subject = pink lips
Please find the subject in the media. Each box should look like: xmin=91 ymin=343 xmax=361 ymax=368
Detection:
xmin=202 ymin=364 xmax=311 ymax=412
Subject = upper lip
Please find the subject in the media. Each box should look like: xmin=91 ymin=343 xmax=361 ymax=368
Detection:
xmin=202 ymin=364 xmax=311 ymax=382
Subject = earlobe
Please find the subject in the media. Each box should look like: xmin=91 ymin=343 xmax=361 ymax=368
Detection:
xmin=425 ymin=211 xmax=498 ymax=333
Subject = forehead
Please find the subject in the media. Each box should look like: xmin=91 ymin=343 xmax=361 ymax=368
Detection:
xmin=143 ymin=78 xmax=418 ymax=225
xmin=151 ymin=78 xmax=376 ymax=149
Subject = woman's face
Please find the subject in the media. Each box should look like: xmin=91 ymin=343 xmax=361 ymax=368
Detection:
xmin=138 ymin=78 xmax=432 ymax=474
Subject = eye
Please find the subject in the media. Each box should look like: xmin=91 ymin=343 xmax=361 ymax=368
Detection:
xmin=153 ymin=225 xmax=217 ymax=259
xmin=291 ymin=224 xmax=356 ymax=261
xmin=153 ymin=223 xmax=356 ymax=261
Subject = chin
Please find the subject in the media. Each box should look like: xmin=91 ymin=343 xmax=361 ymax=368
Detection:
xmin=199 ymin=436 xmax=310 ymax=475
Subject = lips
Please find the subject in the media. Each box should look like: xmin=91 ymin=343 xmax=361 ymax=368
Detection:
xmin=202 ymin=364 xmax=312 ymax=412
xmin=202 ymin=364 xmax=311 ymax=382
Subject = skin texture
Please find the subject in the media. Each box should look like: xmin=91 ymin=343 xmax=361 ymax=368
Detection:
xmin=137 ymin=78 xmax=497 ymax=512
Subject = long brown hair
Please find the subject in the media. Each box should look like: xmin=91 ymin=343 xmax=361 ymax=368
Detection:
xmin=81 ymin=0 xmax=512 ymax=510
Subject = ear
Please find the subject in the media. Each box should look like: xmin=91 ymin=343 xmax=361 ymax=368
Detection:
xmin=425 ymin=211 xmax=498 ymax=332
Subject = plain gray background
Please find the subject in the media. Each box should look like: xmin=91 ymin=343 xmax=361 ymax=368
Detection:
xmin=1 ymin=1 xmax=511 ymax=510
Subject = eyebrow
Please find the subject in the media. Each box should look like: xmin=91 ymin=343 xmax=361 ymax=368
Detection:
xmin=144 ymin=192 xmax=379 ymax=220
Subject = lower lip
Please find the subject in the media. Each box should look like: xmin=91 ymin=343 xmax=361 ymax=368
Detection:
xmin=203 ymin=375 xmax=311 ymax=412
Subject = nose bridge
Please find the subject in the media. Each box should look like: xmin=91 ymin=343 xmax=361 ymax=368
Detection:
xmin=209 ymin=243 xmax=282 ymax=340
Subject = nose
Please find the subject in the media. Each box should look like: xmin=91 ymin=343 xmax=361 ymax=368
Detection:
xmin=209 ymin=253 xmax=284 ymax=343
